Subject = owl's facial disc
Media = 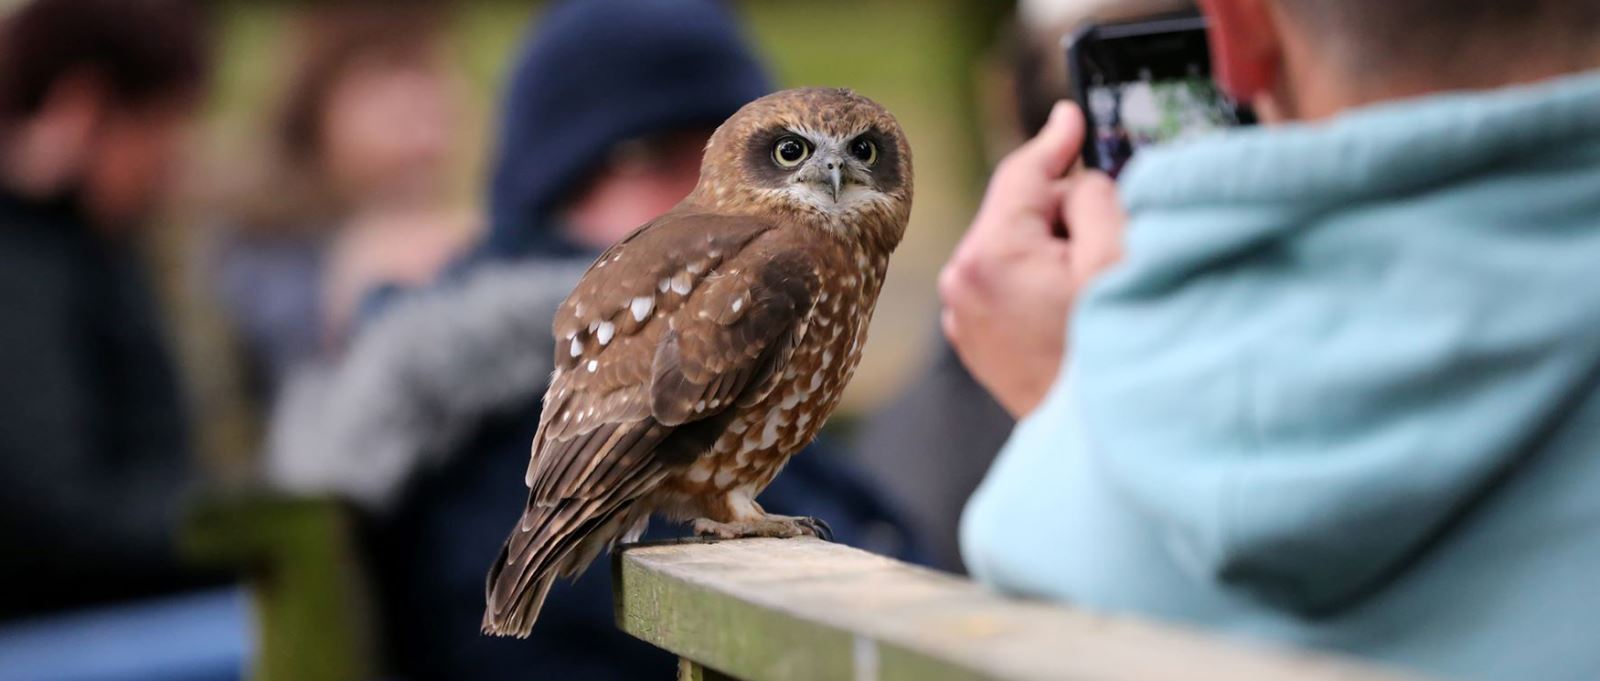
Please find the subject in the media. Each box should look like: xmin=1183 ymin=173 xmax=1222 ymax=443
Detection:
xmin=772 ymin=131 xmax=881 ymax=212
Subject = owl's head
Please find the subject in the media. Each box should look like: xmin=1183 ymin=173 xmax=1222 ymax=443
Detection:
xmin=692 ymin=88 xmax=913 ymax=251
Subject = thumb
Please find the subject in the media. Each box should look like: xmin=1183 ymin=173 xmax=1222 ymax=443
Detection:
xmin=1014 ymin=101 xmax=1086 ymax=179
xmin=1064 ymin=170 xmax=1126 ymax=289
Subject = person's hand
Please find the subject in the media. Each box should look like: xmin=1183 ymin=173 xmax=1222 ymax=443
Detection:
xmin=938 ymin=102 xmax=1126 ymax=418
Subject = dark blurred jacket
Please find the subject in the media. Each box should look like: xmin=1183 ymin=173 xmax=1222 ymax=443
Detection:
xmin=207 ymin=225 xmax=327 ymax=404
xmin=0 ymin=190 xmax=192 ymax=618
xmin=268 ymin=1 xmax=920 ymax=679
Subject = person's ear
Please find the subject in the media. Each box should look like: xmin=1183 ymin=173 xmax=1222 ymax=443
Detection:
xmin=1199 ymin=0 xmax=1283 ymax=103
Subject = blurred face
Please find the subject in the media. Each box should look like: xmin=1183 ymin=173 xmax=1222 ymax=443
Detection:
xmin=561 ymin=130 xmax=711 ymax=251
xmin=85 ymin=98 xmax=196 ymax=230
xmin=319 ymin=58 xmax=460 ymax=205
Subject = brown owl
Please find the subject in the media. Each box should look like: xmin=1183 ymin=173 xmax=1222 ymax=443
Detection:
xmin=483 ymin=87 xmax=913 ymax=637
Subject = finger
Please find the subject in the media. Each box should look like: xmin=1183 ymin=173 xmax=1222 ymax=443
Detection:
xmin=1011 ymin=101 xmax=1086 ymax=179
xmin=964 ymin=178 xmax=1072 ymax=258
xmin=1064 ymin=170 xmax=1127 ymax=286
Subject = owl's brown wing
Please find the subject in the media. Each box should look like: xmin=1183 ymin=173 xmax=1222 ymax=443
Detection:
xmin=648 ymin=241 xmax=821 ymax=426
xmin=527 ymin=210 xmax=811 ymax=504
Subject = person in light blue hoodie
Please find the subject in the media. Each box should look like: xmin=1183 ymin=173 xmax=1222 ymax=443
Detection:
xmin=939 ymin=1 xmax=1600 ymax=680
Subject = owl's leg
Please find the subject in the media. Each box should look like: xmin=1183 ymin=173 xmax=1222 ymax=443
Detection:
xmin=691 ymin=490 xmax=834 ymax=541
xmin=692 ymin=515 xmax=833 ymax=541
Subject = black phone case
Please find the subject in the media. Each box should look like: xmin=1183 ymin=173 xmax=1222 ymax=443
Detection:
xmin=1065 ymin=12 xmax=1234 ymax=173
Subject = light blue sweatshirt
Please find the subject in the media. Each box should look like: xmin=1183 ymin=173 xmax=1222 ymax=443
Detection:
xmin=962 ymin=70 xmax=1600 ymax=681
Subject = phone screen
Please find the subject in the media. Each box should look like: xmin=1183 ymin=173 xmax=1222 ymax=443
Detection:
xmin=1069 ymin=15 xmax=1253 ymax=176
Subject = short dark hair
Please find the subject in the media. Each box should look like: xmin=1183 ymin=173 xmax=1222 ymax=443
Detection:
xmin=1276 ymin=0 xmax=1600 ymax=76
xmin=0 ymin=0 xmax=210 ymax=122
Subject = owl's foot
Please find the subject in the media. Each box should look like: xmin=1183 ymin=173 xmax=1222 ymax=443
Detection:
xmin=692 ymin=515 xmax=834 ymax=542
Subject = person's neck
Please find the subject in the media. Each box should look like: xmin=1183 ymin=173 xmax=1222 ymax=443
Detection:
xmin=1277 ymin=43 xmax=1600 ymax=122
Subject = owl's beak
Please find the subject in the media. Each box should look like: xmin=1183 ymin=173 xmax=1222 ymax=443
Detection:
xmin=805 ymin=153 xmax=849 ymax=203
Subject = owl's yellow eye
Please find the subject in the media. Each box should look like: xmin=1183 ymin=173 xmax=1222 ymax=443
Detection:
xmin=848 ymin=137 xmax=878 ymax=165
xmin=772 ymin=136 xmax=811 ymax=168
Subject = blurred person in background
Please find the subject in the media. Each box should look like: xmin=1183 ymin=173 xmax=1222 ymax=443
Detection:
xmin=854 ymin=0 xmax=1189 ymax=572
xmin=267 ymin=1 xmax=919 ymax=679
xmin=946 ymin=0 xmax=1600 ymax=678
xmin=0 ymin=0 xmax=216 ymax=618
xmin=208 ymin=3 xmax=471 ymax=408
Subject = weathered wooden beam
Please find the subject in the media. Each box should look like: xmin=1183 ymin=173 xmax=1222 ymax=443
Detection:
xmin=614 ymin=538 xmax=1427 ymax=681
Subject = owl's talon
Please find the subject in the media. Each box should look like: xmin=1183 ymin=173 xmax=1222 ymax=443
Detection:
xmin=797 ymin=516 xmax=834 ymax=542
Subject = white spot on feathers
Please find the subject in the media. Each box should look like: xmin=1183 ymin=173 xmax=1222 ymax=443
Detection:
xmin=596 ymin=321 xmax=615 ymax=345
xmin=687 ymin=464 xmax=713 ymax=483
xmin=808 ymin=371 xmax=824 ymax=392
xmin=670 ymin=272 xmax=692 ymax=295
xmin=570 ymin=337 xmax=583 ymax=357
xmin=686 ymin=261 xmax=705 ymax=275
xmin=587 ymin=360 xmax=598 ymax=372
xmin=745 ymin=414 xmax=782 ymax=450
xmin=714 ymin=468 xmax=736 ymax=487
xmin=731 ymin=298 xmax=743 ymax=313
xmin=630 ymin=296 xmax=654 ymax=321
xmin=658 ymin=278 xmax=670 ymax=293
xmin=761 ymin=419 xmax=782 ymax=448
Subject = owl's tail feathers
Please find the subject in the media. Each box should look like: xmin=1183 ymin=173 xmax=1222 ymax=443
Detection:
xmin=484 ymin=496 xmax=649 ymax=638
xmin=482 ymin=504 xmax=569 ymax=638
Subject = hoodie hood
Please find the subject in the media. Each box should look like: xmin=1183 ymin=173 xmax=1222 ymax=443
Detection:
xmin=480 ymin=0 xmax=772 ymax=262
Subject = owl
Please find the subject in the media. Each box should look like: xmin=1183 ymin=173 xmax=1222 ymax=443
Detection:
xmin=483 ymin=87 xmax=913 ymax=637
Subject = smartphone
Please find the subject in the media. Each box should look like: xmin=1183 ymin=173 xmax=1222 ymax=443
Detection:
xmin=1066 ymin=13 xmax=1255 ymax=177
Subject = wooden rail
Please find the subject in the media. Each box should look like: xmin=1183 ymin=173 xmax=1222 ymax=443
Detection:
xmin=184 ymin=494 xmax=376 ymax=681
xmin=613 ymin=538 xmax=1427 ymax=681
